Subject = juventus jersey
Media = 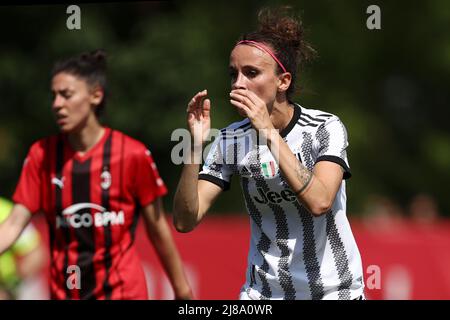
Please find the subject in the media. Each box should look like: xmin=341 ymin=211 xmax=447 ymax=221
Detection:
xmin=13 ymin=128 xmax=167 ymax=299
xmin=199 ymin=103 xmax=364 ymax=300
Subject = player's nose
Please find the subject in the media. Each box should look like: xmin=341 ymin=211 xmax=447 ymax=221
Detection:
xmin=52 ymin=94 xmax=64 ymax=110
xmin=232 ymin=72 xmax=247 ymax=90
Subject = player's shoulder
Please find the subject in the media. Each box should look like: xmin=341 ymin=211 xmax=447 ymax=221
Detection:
xmin=111 ymin=129 xmax=152 ymax=158
xmin=296 ymin=103 xmax=337 ymax=121
xmin=113 ymin=129 xmax=146 ymax=149
xmin=219 ymin=118 xmax=252 ymax=138
xmin=295 ymin=103 xmax=344 ymax=130
xmin=26 ymin=134 xmax=61 ymax=158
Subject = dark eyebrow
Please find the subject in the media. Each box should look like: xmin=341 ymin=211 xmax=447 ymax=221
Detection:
xmin=51 ymin=89 xmax=72 ymax=95
xmin=229 ymin=65 xmax=261 ymax=70
xmin=243 ymin=65 xmax=260 ymax=69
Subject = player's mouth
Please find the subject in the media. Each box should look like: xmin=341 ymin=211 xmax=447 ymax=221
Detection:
xmin=56 ymin=114 xmax=68 ymax=125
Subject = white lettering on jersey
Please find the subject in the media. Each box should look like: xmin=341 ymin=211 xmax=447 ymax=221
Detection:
xmin=57 ymin=202 xmax=125 ymax=229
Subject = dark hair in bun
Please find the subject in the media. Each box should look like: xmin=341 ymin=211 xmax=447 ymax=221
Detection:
xmin=239 ymin=7 xmax=316 ymax=99
xmin=52 ymin=49 xmax=108 ymax=117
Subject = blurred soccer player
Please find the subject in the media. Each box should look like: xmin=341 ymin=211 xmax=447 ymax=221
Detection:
xmin=174 ymin=7 xmax=365 ymax=300
xmin=0 ymin=50 xmax=192 ymax=300
xmin=0 ymin=197 xmax=46 ymax=300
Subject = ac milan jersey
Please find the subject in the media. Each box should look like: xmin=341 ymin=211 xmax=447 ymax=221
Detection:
xmin=13 ymin=127 xmax=167 ymax=300
xmin=199 ymin=103 xmax=364 ymax=300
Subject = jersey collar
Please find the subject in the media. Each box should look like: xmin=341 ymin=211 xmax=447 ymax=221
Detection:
xmin=279 ymin=103 xmax=301 ymax=138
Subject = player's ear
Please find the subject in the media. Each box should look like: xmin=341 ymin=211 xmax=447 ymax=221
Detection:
xmin=277 ymin=72 xmax=292 ymax=93
xmin=90 ymin=85 xmax=104 ymax=107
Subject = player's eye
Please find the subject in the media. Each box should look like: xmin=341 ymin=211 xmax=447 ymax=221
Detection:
xmin=61 ymin=91 xmax=72 ymax=99
xmin=229 ymin=68 xmax=237 ymax=80
xmin=245 ymin=68 xmax=259 ymax=78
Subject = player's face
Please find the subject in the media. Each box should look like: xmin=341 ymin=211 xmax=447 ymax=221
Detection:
xmin=51 ymin=72 xmax=100 ymax=133
xmin=229 ymin=44 xmax=281 ymax=116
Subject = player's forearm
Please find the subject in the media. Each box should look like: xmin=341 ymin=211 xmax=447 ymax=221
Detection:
xmin=0 ymin=221 xmax=22 ymax=255
xmin=154 ymin=241 xmax=192 ymax=299
xmin=145 ymin=221 xmax=192 ymax=299
xmin=173 ymin=161 xmax=202 ymax=232
xmin=0 ymin=204 xmax=32 ymax=255
xmin=266 ymin=133 xmax=332 ymax=216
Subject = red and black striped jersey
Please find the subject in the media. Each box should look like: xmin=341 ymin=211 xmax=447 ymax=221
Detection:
xmin=13 ymin=127 xmax=167 ymax=300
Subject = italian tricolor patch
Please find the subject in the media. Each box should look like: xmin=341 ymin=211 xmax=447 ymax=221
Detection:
xmin=261 ymin=161 xmax=277 ymax=178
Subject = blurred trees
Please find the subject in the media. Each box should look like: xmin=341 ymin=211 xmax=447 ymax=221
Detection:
xmin=0 ymin=1 xmax=449 ymax=215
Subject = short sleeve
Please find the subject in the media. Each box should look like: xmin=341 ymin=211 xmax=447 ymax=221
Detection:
xmin=132 ymin=148 xmax=168 ymax=207
xmin=199 ymin=133 xmax=233 ymax=190
xmin=12 ymin=142 xmax=44 ymax=213
xmin=314 ymin=116 xmax=352 ymax=179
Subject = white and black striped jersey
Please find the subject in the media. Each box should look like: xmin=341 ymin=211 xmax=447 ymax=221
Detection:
xmin=199 ymin=103 xmax=365 ymax=300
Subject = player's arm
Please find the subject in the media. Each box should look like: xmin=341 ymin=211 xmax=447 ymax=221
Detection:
xmin=267 ymin=133 xmax=343 ymax=216
xmin=173 ymin=162 xmax=223 ymax=232
xmin=12 ymin=223 xmax=46 ymax=278
xmin=173 ymin=89 xmax=223 ymax=232
xmin=142 ymin=198 xmax=193 ymax=300
xmin=0 ymin=204 xmax=32 ymax=255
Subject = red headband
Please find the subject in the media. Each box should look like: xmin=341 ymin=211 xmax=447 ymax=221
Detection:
xmin=236 ymin=40 xmax=287 ymax=73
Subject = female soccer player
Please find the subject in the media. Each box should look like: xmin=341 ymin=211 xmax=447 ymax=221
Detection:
xmin=173 ymin=7 xmax=365 ymax=300
xmin=0 ymin=50 xmax=192 ymax=300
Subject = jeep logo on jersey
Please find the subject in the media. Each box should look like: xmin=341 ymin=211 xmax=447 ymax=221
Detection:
xmin=101 ymin=168 xmax=111 ymax=190
xmin=253 ymin=187 xmax=297 ymax=204
xmin=56 ymin=203 xmax=125 ymax=229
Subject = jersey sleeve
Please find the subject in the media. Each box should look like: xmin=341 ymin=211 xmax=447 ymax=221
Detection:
xmin=132 ymin=147 xmax=168 ymax=207
xmin=314 ymin=116 xmax=352 ymax=179
xmin=12 ymin=141 xmax=44 ymax=213
xmin=198 ymin=133 xmax=233 ymax=190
